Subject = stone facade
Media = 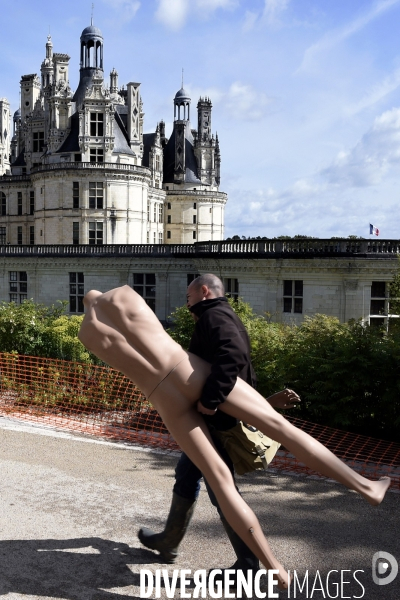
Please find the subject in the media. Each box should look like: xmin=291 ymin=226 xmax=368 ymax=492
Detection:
xmin=0 ymin=24 xmax=226 ymax=246
xmin=0 ymin=239 xmax=397 ymax=328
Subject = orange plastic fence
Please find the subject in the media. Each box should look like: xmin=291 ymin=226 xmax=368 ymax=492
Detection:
xmin=0 ymin=353 xmax=399 ymax=491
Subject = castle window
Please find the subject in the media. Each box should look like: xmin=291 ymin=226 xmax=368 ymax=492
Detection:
xmin=0 ymin=192 xmax=6 ymax=216
xmin=9 ymin=271 xmax=27 ymax=303
xmin=193 ymin=215 xmax=196 ymax=224
xmin=69 ymin=272 xmax=84 ymax=313
xmin=167 ymin=202 xmax=171 ymax=209
xmin=153 ymin=232 xmax=156 ymax=244
xmin=158 ymin=232 xmax=163 ymax=243
xmin=0 ymin=227 xmax=6 ymax=244
xmin=193 ymin=203 xmax=196 ymax=209
xmin=155 ymin=154 xmax=160 ymax=171
xmin=167 ymin=215 xmax=171 ymax=224
xmin=73 ymin=222 xmax=79 ymax=245
xmin=133 ymin=273 xmax=156 ymax=312
xmin=370 ymin=281 xmax=387 ymax=329
xmin=158 ymin=204 xmax=163 ymax=223
xmin=30 ymin=191 xmax=35 ymax=215
xmin=17 ymin=226 xmax=23 ymax=245
xmin=29 ymin=226 xmax=35 ymax=245
xmin=89 ymin=182 xmax=104 ymax=209
xmin=283 ymin=280 xmax=303 ymax=314
xmin=33 ymin=131 xmax=44 ymax=153
xmin=88 ymin=222 xmax=103 ymax=245
xmin=193 ymin=231 xmax=196 ymax=240
xmin=73 ymin=182 xmax=80 ymax=209
xmin=90 ymin=112 xmax=104 ymax=136
xmin=90 ymin=148 xmax=104 ymax=163
xmin=167 ymin=230 xmax=171 ymax=239
xmin=224 ymin=278 xmax=239 ymax=301
xmin=18 ymin=192 xmax=22 ymax=215
xmin=153 ymin=204 xmax=157 ymax=222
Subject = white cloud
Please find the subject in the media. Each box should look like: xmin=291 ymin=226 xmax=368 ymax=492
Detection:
xmin=299 ymin=0 xmax=400 ymax=72
xmin=155 ymin=0 xmax=188 ymax=30
xmin=225 ymin=82 xmax=274 ymax=120
xmin=242 ymin=11 xmax=259 ymax=32
xmin=196 ymin=0 xmax=237 ymax=10
xmin=262 ymin=0 xmax=290 ymax=24
xmin=345 ymin=67 xmax=400 ymax=116
xmin=322 ymin=108 xmax=400 ymax=187
xmin=155 ymin=0 xmax=237 ymax=30
xmin=180 ymin=81 xmax=273 ymax=121
xmin=242 ymin=0 xmax=289 ymax=32
xmin=102 ymin=0 xmax=140 ymax=22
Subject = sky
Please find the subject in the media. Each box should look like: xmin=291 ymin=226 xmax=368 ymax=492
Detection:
xmin=1 ymin=0 xmax=400 ymax=239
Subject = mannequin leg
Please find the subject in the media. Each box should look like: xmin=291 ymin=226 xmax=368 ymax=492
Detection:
xmin=220 ymin=381 xmax=391 ymax=506
xmin=151 ymin=393 xmax=290 ymax=590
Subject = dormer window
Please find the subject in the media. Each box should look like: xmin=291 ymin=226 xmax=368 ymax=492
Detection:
xmin=33 ymin=131 xmax=44 ymax=153
xmin=90 ymin=112 xmax=104 ymax=136
xmin=90 ymin=148 xmax=104 ymax=163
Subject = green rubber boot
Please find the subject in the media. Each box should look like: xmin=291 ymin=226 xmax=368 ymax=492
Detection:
xmin=138 ymin=492 xmax=197 ymax=563
xmin=209 ymin=514 xmax=260 ymax=597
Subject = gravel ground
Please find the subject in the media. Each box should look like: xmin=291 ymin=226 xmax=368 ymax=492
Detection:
xmin=0 ymin=416 xmax=399 ymax=600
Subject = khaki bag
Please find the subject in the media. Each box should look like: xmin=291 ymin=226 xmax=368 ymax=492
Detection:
xmin=214 ymin=421 xmax=281 ymax=475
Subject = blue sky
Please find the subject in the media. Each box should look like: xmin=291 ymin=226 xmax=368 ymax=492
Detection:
xmin=2 ymin=0 xmax=400 ymax=239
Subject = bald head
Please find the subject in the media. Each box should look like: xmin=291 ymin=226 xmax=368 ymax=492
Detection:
xmin=186 ymin=274 xmax=225 ymax=308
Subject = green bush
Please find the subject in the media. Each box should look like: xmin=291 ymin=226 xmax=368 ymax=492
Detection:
xmin=0 ymin=300 xmax=99 ymax=363
xmin=168 ymin=300 xmax=400 ymax=441
xmin=2 ymin=297 xmax=400 ymax=440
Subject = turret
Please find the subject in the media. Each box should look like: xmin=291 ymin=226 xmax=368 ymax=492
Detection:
xmin=197 ymin=97 xmax=212 ymax=144
xmin=20 ymin=74 xmax=41 ymax=123
xmin=41 ymin=35 xmax=54 ymax=88
xmin=73 ymin=22 xmax=104 ymax=109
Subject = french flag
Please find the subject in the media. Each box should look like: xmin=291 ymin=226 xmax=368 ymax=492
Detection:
xmin=369 ymin=224 xmax=380 ymax=236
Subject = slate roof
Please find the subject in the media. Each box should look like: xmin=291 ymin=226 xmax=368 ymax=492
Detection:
xmin=12 ymin=149 xmax=26 ymax=167
xmin=56 ymin=110 xmax=135 ymax=157
xmin=57 ymin=112 xmax=80 ymax=153
xmin=142 ymin=133 xmax=156 ymax=167
xmin=163 ymin=126 xmax=201 ymax=184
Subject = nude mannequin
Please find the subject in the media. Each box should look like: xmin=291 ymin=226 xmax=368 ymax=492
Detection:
xmin=78 ymin=286 xmax=391 ymax=590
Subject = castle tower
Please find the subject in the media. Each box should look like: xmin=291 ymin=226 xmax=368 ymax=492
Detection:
xmin=173 ymin=87 xmax=191 ymax=184
xmin=127 ymin=82 xmax=143 ymax=158
xmin=110 ymin=68 xmax=118 ymax=94
xmin=73 ymin=23 xmax=104 ymax=109
xmin=10 ymin=108 xmax=21 ymax=164
xmin=41 ymin=35 xmax=54 ymax=89
xmin=20 ymin=74 xmax=41 ymax=123
xmin=162 ymin=87 xmax=227 ymax=243
xmin=0 ymin=98 xmax=11 ymax=175
xmin=197 ymin=97 xmax=211 ymax=143
xmin=194 ymin=97 xmax=218 ymax=185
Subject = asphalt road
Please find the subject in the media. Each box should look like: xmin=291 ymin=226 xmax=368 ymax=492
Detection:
xmin=0 ymin=416 xmax=399 ymax=600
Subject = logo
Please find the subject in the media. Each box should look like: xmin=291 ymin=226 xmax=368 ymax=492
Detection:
xmin=372 ymin=551 xmax=398 ymax=586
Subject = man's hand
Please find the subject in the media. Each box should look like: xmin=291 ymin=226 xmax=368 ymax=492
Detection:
xmin=267 ymin=388 xmax=300 ymax=410
xmin=197 ymin=400 xmax=218 ymax=415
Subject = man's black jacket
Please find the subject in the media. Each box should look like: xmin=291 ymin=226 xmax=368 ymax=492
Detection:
xmin=188 ymin=296 xmax=256 ymax=429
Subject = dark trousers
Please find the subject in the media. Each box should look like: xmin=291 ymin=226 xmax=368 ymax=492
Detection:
xmin=173 ymin=439 xmax=235 ymax=515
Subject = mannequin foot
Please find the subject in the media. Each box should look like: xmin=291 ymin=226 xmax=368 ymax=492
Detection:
xmin=361 ymin=477 xmax=391 ymax=506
